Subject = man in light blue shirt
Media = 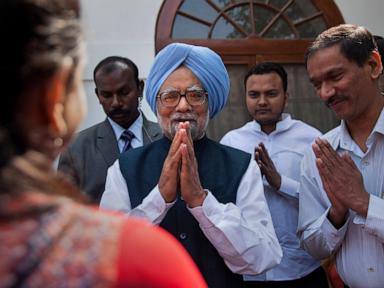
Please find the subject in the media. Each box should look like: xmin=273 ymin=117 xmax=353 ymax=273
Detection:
xmin=221 ymin=62 xmax=326 ymax=287
xmin=298 ymin=24 xmax=384 ymax=288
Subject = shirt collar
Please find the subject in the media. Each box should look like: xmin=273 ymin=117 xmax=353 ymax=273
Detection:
xmin=372 ymin=107 xmax=384 ymax=136
xmin=251 ymin=113 xmax=293 ymax=134
xmin=338 ymin=107 xmax=384 ymax=151
xmin=107 ymin=113 xmax=143 ymax=141
xmin=338 ymin=121 xmax=353 ymax=151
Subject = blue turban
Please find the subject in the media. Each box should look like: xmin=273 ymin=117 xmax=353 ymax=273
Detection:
xmin=145 ymin=43 xmax=230 ymax=119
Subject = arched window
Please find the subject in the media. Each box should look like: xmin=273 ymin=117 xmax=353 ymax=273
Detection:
xmin=174 ymin=0 xmax=327 ymax=39
xmin=156 ymin=0 xmax=344 ymax=139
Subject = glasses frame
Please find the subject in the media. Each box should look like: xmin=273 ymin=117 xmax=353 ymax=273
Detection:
xmin=157 ymin=89 xmax=208 ymax=108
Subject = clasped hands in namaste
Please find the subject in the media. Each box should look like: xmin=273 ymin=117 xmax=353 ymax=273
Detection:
xmin=159 ymin=122 xmax=207 ymax=208
xmin=312 ymin=138 xmax=369 ymax=228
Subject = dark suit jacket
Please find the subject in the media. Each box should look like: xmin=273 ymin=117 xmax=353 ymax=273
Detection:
xmin=58 ymin=115 xmax=162 ymax=203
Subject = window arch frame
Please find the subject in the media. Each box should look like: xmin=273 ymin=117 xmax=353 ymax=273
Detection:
xmin=155 ymin=0 xmax=344 ymax=64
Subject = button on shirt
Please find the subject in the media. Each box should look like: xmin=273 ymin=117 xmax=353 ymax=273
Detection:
xmin=298 ymin=108 xmax=384 ymax=288
xmin=221 ymin=113 xmax=321 ymax=281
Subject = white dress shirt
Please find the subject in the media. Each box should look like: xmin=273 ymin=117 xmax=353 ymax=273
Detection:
xmin=108 ymin=113 xmax=144 ymax=152
xmin=221 ymin=113 xmax=322 ymax=281
xmin=100 ymin=156 xmax=282 ymax=275
xmin=298 ymin=108 xmax=384 ymax=288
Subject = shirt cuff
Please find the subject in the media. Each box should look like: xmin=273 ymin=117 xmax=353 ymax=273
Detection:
xmin=140 ymin=185 xmax=176 ymax=222
xmin=188 ymin=190 xmax=218 ymax=229
xmin=279 ymin=175 xmax=299 ymax=199
xmin=363 ymin=195 xmax=384 ymax=233
xmin=320 ymin=207 xmax=349 ymax=246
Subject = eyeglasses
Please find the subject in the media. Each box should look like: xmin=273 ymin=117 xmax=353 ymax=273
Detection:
xmin=157 ymin=89 xmax=207 ymax=108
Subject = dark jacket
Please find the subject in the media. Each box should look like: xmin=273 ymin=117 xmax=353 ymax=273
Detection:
xmin=58 ymin=115 xmax=162 ymax=202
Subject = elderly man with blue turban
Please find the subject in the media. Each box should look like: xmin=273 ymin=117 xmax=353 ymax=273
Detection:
xmin=100 ymin=43 xmax=282 ymax=288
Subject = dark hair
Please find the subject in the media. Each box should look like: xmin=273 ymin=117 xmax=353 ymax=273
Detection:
xmin=93 ymin=56 xmax=140 ymax=87
xmin=244 ymin=62 xmax=288 ymax=92
xmin=374 ymin=35 xmax=384 ymax=68
xmin=305 ymin=24 xmax=376 ymax=68
xmin=0 ymin=0 xmax=83 ymax=208
xmin=0 ymin=0 xmax=82 ymax=170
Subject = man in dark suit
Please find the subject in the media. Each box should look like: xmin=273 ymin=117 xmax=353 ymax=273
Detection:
xmin=58 ymin=56 xmax=162 ymax=203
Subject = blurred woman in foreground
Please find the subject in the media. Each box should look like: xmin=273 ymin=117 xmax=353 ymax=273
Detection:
xmin=0 ymin=0 xmax=206 ymax=287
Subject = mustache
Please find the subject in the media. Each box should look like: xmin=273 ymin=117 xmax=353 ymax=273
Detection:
xmin=255 ymin=109 xmax=271 ymax=112
xmin=170 ymin=113 xmax=197 ymax=122
xmin=325 ymin=95 xmax=347 ymax=107
xmin=109 ymin=108 xmax=130 ymax=116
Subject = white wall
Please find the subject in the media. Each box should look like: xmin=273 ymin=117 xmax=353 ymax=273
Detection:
xmin=79 ymin=0 xmax=162 ymax=129
xmin=334 ymin=0 xmax=384 ymax=36
xmin=79 ymin=0 xmax=384 ymax=131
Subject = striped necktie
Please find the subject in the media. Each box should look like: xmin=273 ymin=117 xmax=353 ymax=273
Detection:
xmin=121 ymin=130 xmax=134 ymax=153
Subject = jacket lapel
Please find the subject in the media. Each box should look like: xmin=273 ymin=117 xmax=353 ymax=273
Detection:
xmin=96 ymin=119 xmax=120 ymax=166
xmin=142 ymin=115 xmax=162 ymax=145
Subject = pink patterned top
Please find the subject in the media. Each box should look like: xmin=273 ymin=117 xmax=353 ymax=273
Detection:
xmin=0 ymin=192 xmax=206 ymax=288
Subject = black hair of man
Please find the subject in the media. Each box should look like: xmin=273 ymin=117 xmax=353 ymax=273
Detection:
xmin=93 ymin=56 xmax=140 ymax=87
xmin=305 ymin=24 xmax=376 ymax=68
xmin=244 ymin=62 xmax=288 ymax=92
xmin=374 ymin=35 xmax=384 ymax=68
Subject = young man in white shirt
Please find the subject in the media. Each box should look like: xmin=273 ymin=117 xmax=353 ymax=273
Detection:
xmin=221 ymin=62 xmax=326 ymax=287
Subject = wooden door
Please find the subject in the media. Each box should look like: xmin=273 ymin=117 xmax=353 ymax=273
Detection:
xmin=206 ymin=64 xmax=251 ymax=141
